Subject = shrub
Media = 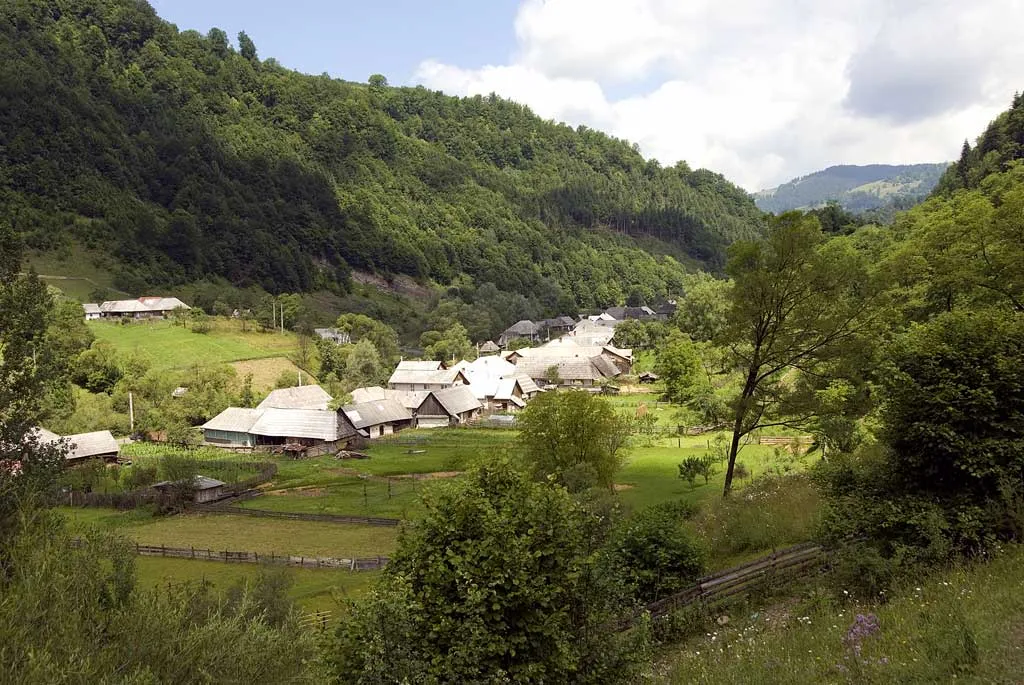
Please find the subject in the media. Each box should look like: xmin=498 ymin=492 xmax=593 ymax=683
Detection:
xmin=611 ymin=500 xmax=705 ymax=602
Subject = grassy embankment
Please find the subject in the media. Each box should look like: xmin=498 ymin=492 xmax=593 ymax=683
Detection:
xmin=657 ymin=544 xmax=1024 ymax=684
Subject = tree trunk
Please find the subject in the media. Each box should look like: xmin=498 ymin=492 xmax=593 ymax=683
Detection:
xmin=723 ymin=364 xmax=759 ymax=495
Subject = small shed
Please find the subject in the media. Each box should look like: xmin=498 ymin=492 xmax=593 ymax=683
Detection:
xmin=154 ymin=475 xmax=228 ymax=504
xmin=479 ymin=340 xmax=500 ymax=355
xmin=82 ymin=303 xmax=101 ymax=320
xmin=342 ymin=399 xmax=414 ymax=438
xmin=423 ymin=386 xmax=483 ymax=426
xmin=639 ymin=371 xmax=660 ymax=384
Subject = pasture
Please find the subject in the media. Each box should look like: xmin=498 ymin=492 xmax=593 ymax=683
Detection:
xmin=87 ymin=318 xmax=300 ymax=371
xmin=60 ymin=509 xmax=398 ymax=559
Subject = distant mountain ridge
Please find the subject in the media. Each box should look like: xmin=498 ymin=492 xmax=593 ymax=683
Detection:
xmin=755 ymin=163 xmax=950 ymax=215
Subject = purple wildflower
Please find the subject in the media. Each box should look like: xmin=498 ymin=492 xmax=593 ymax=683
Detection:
xmin=843 ymin=613 xmax=881 ymax=655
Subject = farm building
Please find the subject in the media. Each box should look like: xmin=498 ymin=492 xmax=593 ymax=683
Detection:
xmin=201 ymin=407 xmax=358 ymax=452
xmin=82 ymin=303 xmax=101 ymax=320
xmin=567 ymin=319 xmax=621 ymax=346
xmin=33 ymin=427 xmax=120 ymax=464
xmin=153 ymin=475 xmax=228 ymax=504
xmin=414 ymin=386 xmax=483 ymax=427
xmin=511 ymin=355 xmax=621 ymax=388
xmin=387 ymin=364 xmax=469 ymax=392
xmin=458 ymin=356 xmax=539 ymax=410
xmin=88 ymin=297 xmax=190 ymax=319
xmin=257 ymin=384 xmax=332 ymax=411
xmin=313 ymin=327 xmax=351 ymax=344
xmin=498 ymin=320 xmax=541 ymax=347
xmin=508 ymin=340 xmax=633 ymax=374
xmin=639 ymin=371 xmax=660 ymax=383
xmin=342 ymin=398 xmax=414 ymax=438
xmin=478 ymin=340 xmax=500 ymax=355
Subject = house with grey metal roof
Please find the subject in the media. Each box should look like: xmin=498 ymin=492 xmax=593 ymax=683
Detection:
xmin=497 ymin=320 xmax=541 ymax=347
xmin=414 ymin=386 xmax=482 ymax=427
xmin=387 ymin=366 xmax=469 ymax=392
xmin=314 ymin=327 xmax=351 ymax=344
xmin=96 ymin=297 xmax=190 ymax=319
xmin=341 ymin=398 xmax=414 ymax=439
xmin=201 ymin=406 xmax=358 ymax=452
xmin=257 ymin=384 xmax=332 ymax=411
xmin=32 ymin=427 xmax=120 ymax=464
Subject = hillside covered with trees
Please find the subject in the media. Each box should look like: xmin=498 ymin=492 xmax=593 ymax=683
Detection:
xmin=0 ymin=0 xmax=764 ymax=312
xmin=754 ymin=163 xmax=949 ymax=216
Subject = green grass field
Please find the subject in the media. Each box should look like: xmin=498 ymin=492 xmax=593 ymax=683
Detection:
xmin=61 ymin=509 xmax=398 ymax=558
xmin=134 ymin=557 xmax=380 ymax=616
xmin=88 ymin=318 xmax=299 ymax=371
xmin=27 ymin=247 xmax=129 ymax=301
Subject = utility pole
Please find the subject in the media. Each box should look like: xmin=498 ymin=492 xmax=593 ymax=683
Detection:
xmin=128 ymin=392 xmax=135 ymax=433
xmin=272 ymin=301 xmax=276 ymax=331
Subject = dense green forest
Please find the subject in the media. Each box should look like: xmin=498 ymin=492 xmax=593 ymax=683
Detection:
xmin=0 ymin=0 xmax=764 ymax=313
xmin=754 ymin=163 xmax=949 ymax=215
xmin=936 ymin=91 xmax=1024 ymax=194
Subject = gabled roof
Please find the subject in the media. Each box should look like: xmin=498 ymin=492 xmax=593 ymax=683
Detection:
xmin=493 ymin=378 xmax=522 ymax=401
xmin=342 ymin=399 xmax=413 ymax=429
xmin=193 ymin=475 xmax=226 ymax=490
xmin=351 ymin=386 xmax=429 ymax=410
xmin=430 ymin=386 xmax=483 ymax=416
xmin=99 ymin=297 xmax=190 ymax=314
xmin=65 ymin=431 xmax=120 ymax=460
xmin=479 ymin=340 xmax=500 ymax=353
xmin=510 ymin=374 xmax=541 ymax=395
xmin=82 ymin=303 xmax=101 ymax=314
xmin=503 ymin=320 xmax=539 ymax=336
xmin=396 ymin=360 xmax=446 ymax=371
xmin=250 ymin=408 xmax=350 ymax=441
xmin=257 ymin=385 xmax=332 ymax=411
xmin=350 ymin=386 xmax=389 ymax=403
xmin=512 ymin=356 xmax=621 ymax=382
xmin=514 ymin=343 xmax=633 ymax=363
xmin=388 ymin=367 xmax=468 ymax=387
xmin=202 ymin=408 xmax=263 ymax=433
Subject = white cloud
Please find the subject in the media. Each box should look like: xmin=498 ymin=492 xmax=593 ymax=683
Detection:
xmin=414 ymin=0 xmax=1024 ymax=190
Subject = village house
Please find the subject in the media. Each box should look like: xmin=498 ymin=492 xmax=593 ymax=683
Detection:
xmin=459 ymin=356 xmax=539 ymax=411
xmin=507 ymin=338 xmax=633 ymax=374
xmin=413 ymin=385 xmax=483 ymax=427
xmin=200 ymin=407 xmax=358 ymax=454
xmin=341 ymin=398 xmax=414 ymax=438
xmin=84 ymin=297 xmax=190 ymax=320
xmin=34 ymin=427 xmax=120 ymax=464
xmin=82 ymin=303 xmax=101 ymax=320
xmin=602 ymin=305 xmax=659 ymax=321
xmin=567 ymin=318 xmax=621 ymax=346
xmin=478 ymin=340 xmax=501 ymax=355
xmin=387 ymin=361 xmax=469 ymax=392
xmin=153 ymin=475 xmax=228 ymax=504
xmin=257 ymin=384 xmax=332 ymax=411
xmin=497 ymin=320 xmax=541 ymax=347
xmin=511 ymin=355 xmax=622 ymax=388
xmin=313 ymin=327 xmax=351 ymax=344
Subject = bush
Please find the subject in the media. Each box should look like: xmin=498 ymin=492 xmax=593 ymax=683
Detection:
xmin=611 ymin=500 xmax=705 ymax=602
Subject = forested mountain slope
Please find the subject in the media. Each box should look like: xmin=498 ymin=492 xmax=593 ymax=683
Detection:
xmin=0 ymin=0 xmax=764 ymax=310
xmin=755 ymin=163 xmax=948 ymax=215
xmin=936 ymin=92 xmax=1024 ymax=194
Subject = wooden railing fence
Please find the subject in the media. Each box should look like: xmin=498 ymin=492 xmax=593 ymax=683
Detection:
xmin=641 ymin=542 xmax=824 ymax=621
xmin=70 ymin=538 xmax=388 ymax=571
xmin=199 ymin=503 xmax=400 ymax=527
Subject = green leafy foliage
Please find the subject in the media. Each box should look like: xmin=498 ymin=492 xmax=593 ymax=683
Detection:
xmin=515 ymin=391 xmax=631 ymax=490
xmin=610 ymin=500 xmax=704 ymax=602
xmin=332 ymin=461 xmax=648 ymax=683
xmin=0 ymin=0 xmax=763 ymax=309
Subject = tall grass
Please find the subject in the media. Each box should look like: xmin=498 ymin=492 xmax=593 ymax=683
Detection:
xmin=657 ymin=544 xmax=1024 ymax=684
xmin=690 ymin=474 xmax=821 ymax=568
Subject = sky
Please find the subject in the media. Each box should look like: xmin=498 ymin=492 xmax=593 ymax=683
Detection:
xmin=151 ymin=0 xmax=1024 ymax=191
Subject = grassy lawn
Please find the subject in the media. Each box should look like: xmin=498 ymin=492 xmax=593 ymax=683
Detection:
xmin=27 ymin=247 xmax=129 ymax=301
xmin=232 ymin=356 xmax=308 ymax=391
xmin=246 ymin=477 xmax=427 ymax=519
xmin=135 ymin=557 xmax=380 ymax=616
xmin=617 ymin=431 xmax=813 ymax=511
xmin=61 ymin=509 xmax=398 ymax=558
xmin=88 ymin=318 xmax=299 ymax=371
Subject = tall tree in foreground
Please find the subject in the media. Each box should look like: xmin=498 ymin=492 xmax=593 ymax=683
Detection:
xmin=719 ymin=213 xmax=880 ymax=494
xmin=332 ymin=461 xmax=647 ymax=683
xmin=516 ymin=391 xmax=631 ymax=491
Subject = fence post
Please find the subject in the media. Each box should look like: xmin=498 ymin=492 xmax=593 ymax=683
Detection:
xmin=350 ymin=558 xmax=356 ymax=572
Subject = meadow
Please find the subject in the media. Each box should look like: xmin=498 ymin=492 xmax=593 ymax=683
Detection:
xmin=87 ymin=318 xmax=301 ymax=371
xmin=658 ymin=544 xmax=1024 ymax=684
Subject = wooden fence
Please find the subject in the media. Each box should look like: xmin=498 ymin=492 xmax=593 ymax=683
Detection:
xmin=641 ymin=542 xmax=825 ymax=620
xmin=757 ymin=436 xmax=813 ymax=447
xmin=199 ymin=503 xmax=400 ymax=527
xmin=66 ymin=461 xmax=278 ymax=509
xmin=70 ymin=538 xmax=389 ymax=571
